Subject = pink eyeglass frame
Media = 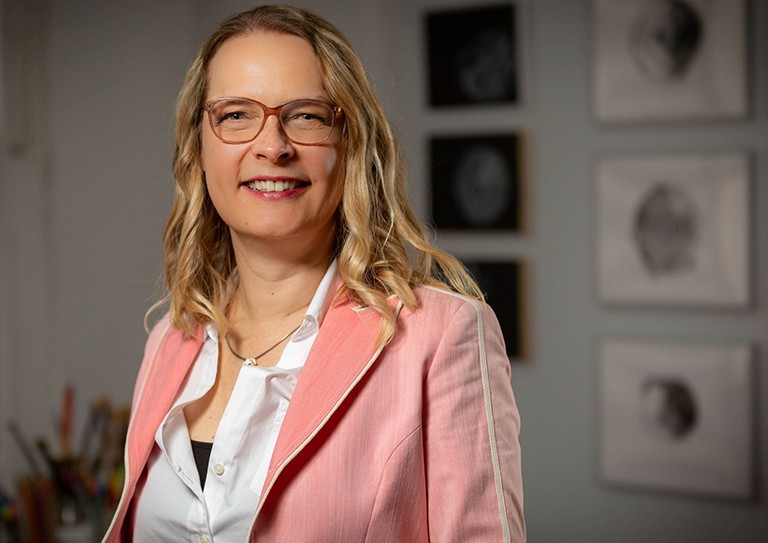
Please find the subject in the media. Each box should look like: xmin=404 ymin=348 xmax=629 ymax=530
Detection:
xmin=202 ymin=97 xmax=343 ymax=145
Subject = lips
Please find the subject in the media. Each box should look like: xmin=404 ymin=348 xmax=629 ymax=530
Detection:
xmin=242 ymin=179 xmax=308 ymax=192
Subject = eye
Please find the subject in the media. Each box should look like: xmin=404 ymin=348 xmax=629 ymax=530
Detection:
xmin=210 ymin=100 xmax=262 ymax=129
xmin=283 ymin=102 xmax=334 ymax=129
xmin=288 ymin=111 xmax=329 ymax=124
xmin=216 ymin=109 xmax=254 ymax=125
xmin=221 ymin=111 xmax=244 ymax=121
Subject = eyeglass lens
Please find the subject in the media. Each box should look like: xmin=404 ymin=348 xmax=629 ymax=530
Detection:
xmin=208 ymin=99 xmax=336 ymax=144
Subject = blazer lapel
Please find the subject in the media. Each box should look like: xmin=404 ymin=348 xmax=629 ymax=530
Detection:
xmin=127 ymin=326 xmax=204 ymax=479
xmin=257 ymin=298 xmax=388 ymax=510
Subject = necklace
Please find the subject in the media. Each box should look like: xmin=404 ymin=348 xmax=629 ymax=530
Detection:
xmin=224 ymin=323 xmax=302 ymax=366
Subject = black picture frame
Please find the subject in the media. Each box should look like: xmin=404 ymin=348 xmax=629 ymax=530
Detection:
xmin=425 ymin=3 xmax=519 ymax=107
xmin=430 ymin=134 xmax=521 ymax=231
xmin=463 ymin=260 xmax=525 ymax=360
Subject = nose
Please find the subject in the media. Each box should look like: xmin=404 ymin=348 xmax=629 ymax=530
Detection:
xmin=248 ymin=115 xmax=295 ymax=163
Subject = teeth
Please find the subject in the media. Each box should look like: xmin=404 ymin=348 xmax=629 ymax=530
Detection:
xmin=246 ymin=180 xmax=300 ymax=192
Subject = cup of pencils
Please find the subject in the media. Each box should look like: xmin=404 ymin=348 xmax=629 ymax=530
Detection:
xmin=7 ymin=386 xmax=128 ymax=543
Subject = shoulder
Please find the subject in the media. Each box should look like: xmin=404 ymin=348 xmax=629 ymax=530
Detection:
xmin=409 ymin=285 xmax=490 ymax=323
xmin=139 ymin=314 xmax=203 ymax=371
xmin=144 ymin=314 xmax=204 ymax=349
xmin=132 ymin=314 xmax=203 ymax=407
xmin=144 ymin=314 xmax=174 ymax=354
xmin=391 ymin=286 xmax=500 ymax=345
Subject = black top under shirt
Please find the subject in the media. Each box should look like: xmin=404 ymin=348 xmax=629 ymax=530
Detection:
xmin=191 ymin=440 xmax=213 ymax=490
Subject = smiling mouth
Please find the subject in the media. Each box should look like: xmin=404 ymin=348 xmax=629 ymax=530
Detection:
xmin=243 ymin=179 xmax=308 ymax=192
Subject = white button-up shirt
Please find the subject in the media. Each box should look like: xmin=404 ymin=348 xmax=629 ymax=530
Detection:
xmin=132 ymin=261 xmax=337 ymax=542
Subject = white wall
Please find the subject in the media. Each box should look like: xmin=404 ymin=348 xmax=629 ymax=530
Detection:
xmin=382 ymin=0 xmax=768 ymax=540
xmin=1 ymin=0 xmax=196 ymax=477
xmin=45 ymin=0 xmax=195 ymax=405
xmin=1 ymin=0 xmax=766 ymax=540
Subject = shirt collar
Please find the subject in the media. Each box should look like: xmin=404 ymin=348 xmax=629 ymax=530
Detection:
xmin=204 ymin=258 xmax=339 ymax=343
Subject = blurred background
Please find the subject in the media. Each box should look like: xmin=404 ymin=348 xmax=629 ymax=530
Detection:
xmin=1 ymin=0 xmax=766 ymax=541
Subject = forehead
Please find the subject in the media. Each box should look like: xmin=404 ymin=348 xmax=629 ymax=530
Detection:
xmin=206 ymin=32 xmax=327 ymax=102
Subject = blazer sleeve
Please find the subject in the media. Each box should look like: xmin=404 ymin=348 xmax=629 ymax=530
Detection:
xmin=423 ymin=299 xmax=525 ymax=542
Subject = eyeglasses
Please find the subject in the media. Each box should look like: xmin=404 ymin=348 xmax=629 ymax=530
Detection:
xmin=203 ymin=97 xmax=342 ymax=145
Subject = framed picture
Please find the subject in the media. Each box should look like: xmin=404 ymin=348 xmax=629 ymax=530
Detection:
xmin=596 ymin=153 xmax=749 ymax=307
xmin=593 ymin=0 xmax=747 ymax=122
xmin=463 ymin=260 xmax=526 ymax=360
xmin=599 ymin=339 xmax=754 ymax=500
xmin=430 ymin=134 xmax=522 ymax=232
xmin=425 ymin=3 xmax=518 ymax=107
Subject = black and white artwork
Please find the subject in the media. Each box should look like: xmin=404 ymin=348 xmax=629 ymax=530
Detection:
xmin=600 ymin=339 xmax=753 ymax=500
xmin=426 ymin=4 xmax=518 ymax=107
xmin=430 ymin=134 xmax=521 ymax=231
xmin=464 ymin=260 xmax=524 ymax=360
xmin=596 ymin=153 xmax=749 ymax=306
xmin=593 ymin=0 xmax=747 ymax=122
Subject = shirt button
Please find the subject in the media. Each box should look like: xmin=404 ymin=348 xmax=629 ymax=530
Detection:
xmin=213 ymin=463 xmax=225 ymax=476
xmin=198 ymin=536 xmax=207 ymax=543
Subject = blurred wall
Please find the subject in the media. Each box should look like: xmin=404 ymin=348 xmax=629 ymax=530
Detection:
xmin=385 ymin=0 xmax=768 ymax=543
xmin=1 ymin=0 xmax=766 ymax=541
xmin=1 ymin=0 xmax=195 ymax=490
xmin=382 ymin=1 xmax=768 ymax=542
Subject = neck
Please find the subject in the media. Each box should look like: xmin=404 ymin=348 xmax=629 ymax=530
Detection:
xmin=227 ymin=228 xmax=335 ymax=327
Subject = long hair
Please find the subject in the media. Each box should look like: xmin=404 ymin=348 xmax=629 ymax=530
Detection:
xmin=152 ymin=5 xmax=482 ymax=343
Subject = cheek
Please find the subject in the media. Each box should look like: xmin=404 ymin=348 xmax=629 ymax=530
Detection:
xmin=200 ymin=128 xmax=220 ymax=174
xmin=327 ymin=157 xmax=345 ymax=209
xmin=200 ymin=123 xmax=239 ymax=173
xmin=201 ymin=131 xmax=243 ymax=180
xmin=324 ymin=150 xmax=340 ymax=179
xmin=330 ymin=149 xmax=347 ymax=204
xmin=199 ymin=133 xmax=234 ymax=218
xmin=319 ymin=147 xmax=343 ymax=191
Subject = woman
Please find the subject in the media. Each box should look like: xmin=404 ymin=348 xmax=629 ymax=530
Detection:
xmin=104 ymin=5 xmax=524 ymax=542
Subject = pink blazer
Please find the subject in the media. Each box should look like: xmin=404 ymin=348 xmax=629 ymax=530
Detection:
xmin=103 ymin=286 xmax=525 ymax=542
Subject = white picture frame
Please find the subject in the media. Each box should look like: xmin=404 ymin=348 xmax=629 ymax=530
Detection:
xmin=593 ymin=0 xmax=747 ymax=122
xmin=599 ymin=339 xmax=754 ymax=500
xmin=596 ymin=153 xmax=749 ymax=307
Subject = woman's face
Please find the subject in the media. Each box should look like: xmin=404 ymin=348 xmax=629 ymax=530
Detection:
xmin=200 ymin=32 xmax=343 ymax=251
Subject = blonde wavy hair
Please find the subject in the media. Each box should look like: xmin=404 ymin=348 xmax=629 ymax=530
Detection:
xmin=154 ymin=5 xmax=482 ymax=344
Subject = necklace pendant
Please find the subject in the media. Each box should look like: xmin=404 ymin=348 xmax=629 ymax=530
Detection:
xmin=244 ymin=357 xmax=258 ymax=367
